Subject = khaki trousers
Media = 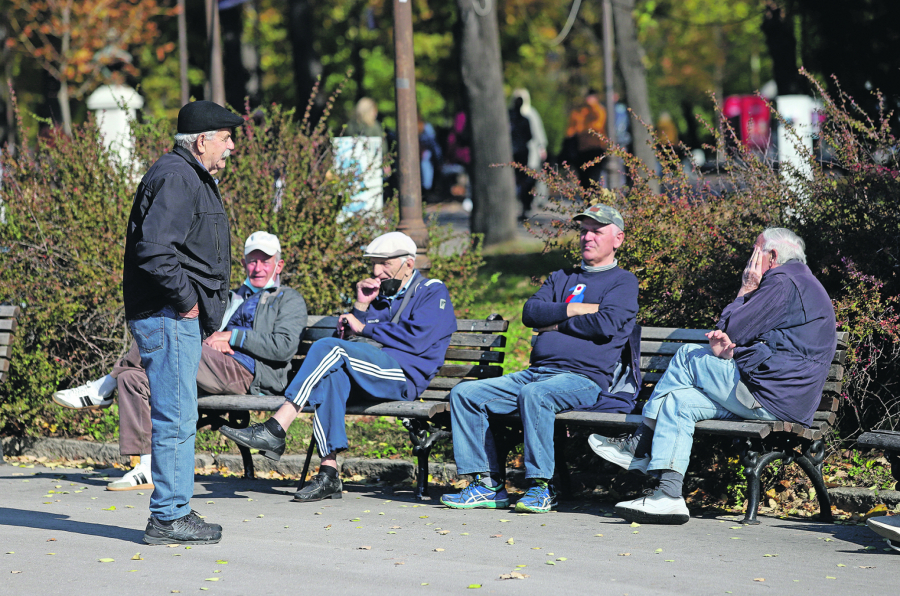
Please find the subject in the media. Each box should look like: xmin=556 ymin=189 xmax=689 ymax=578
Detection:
xmin=111 ymin=341 xmax=253 ymax=455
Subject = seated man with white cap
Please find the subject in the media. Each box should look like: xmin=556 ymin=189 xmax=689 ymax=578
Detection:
xmin=219 ymin=231 xmax=456 ymax=503
xmin=52 ymin=231 xmax=307 ymax=490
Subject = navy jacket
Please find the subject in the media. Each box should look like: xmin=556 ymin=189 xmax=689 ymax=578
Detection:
xmin=123 ymin=146 xmax=232 ymax=337
xmin=717 ymin=260 xmax=837 ymax=426
xmin=351 ymin=272 xmax=456 ymax=398
xmin=522 ymin=266 xmax=639 ymax=397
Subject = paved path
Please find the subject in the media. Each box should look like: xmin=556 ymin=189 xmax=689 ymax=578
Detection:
xmin=1 ymin=463 xmax=895 ymax=595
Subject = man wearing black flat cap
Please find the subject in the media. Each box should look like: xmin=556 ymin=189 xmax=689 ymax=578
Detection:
xmin=123 ymin=100 xmax=244 ymax=546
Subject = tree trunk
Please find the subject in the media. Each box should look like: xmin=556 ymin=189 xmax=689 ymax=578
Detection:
xmin=611 ymin=0 xmax=656 ymax=188
xmin=205 ymin=0 xmax=226 ymax=105
xmin=761 ymin=1 xmax=804 ymax=96
xmin=287 ymin=0 xmax=324 ymax=118
xmin=455 ymin=0 xmax=517 ymax=246
xmin=221 ymin=4 xmax=251 ymax=109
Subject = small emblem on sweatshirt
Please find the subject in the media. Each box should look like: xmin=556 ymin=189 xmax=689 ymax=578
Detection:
xmin=439 ymin=299 xmax=446 ymax=310
xmin=565 ymin=284 xmax=587 ymax=303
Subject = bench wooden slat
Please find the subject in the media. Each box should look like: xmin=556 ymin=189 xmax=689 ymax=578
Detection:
xmin=0 ymin=319 xmax=17 ymax=332
xmin=302 ymin=315 xmax=509 ymax=334
xmin=196 ymin=395 xmax=448 ymax=418
xmin=0 ymin=371 xmax=6 ymax=383
xmin=0 ymin=333 xmax=10 ymax=346
xmin=0 ymin=306 xmax=21 ymax=318
xmin=639 ymin=328 xmax=712 ymax=342
xmin=436 ymin=364 xmax=504 ymax=378
xmin=0 ymin=346 xmax=10 ymax=358
xmin=443 ymin=349 xmax=504 ymax=363
xmin=0 ymin=359 xmax=9 ymax=374
xmin=553 ymin=410 xmax=774 ymax=439
xmin=858 ymin=430 xmax=900 ymax=451
xmin=298 ymin=329 xmax=507 ymax=349
xmin=639 ymin=357 xmax=844 ymax=383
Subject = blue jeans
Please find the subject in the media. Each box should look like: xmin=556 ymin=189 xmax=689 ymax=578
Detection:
xmin=450 ymin=367 xmax=601 ymax=480
xmin=129 ymin=306 xmax=202 ymax=521
xmin=642 ymin=344 xmax=779 ymax=475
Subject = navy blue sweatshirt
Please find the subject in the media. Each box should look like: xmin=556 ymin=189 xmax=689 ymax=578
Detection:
xmin=717 ymin=260 xmax=836 ymax=426
xmin=522 ymin=266 xmax=639 ymax=391
xmin=351 ymin=272 xmax=456 ymax=399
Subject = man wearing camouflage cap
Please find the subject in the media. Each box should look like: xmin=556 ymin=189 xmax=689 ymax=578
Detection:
xmin=442 ymin=204 xmax=639 ymax=513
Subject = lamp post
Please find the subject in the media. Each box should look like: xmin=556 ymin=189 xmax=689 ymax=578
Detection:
xmin=602 ymin=0 xmax=620 ymax=189
xmin=392 ymin=0 xmax=429 ymax=268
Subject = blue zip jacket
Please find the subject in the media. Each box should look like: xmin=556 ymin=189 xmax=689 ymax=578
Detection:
xmin=351 ymin=272 xmax=456 ymax=398
xmin=717 ymin=260 xmax=836 ymax=426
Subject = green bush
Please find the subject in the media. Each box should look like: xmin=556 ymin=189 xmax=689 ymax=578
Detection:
xmin=0 ymin=87 xmax=483 ymax=438
xmin=527 ymin=71 xmax=900 ymax=443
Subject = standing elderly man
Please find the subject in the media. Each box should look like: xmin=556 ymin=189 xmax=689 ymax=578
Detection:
xmin=590 ymin=228 xmax=836 ymax=525
xmin=123 ymin=100 xmax=243 ymax=545
xmin=219 ymin=231 xmax=457 ymax=503
xmin=441 ymin=204 xmax=639 ymax=513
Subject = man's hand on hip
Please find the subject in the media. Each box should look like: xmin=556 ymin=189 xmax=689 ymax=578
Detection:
xmin=180 ymin=303 xmax=200 ymax=319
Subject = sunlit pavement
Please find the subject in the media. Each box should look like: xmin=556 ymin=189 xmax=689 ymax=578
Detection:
xmin=1 ymin=463 xmax=896 ymax=595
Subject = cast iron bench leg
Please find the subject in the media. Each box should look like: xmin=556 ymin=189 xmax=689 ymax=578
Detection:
xmin=795 ymin=439 xmax=833 ymax=522
xmin=298 ymin=431 xmax=317 ymax=491
xmin=225 ymin=411 xmax=255 ymax=479
xmin=740 ymin=447 xmax=785 ymax=525
xmin=554 ymin=424 xmax=573 ymax=498
xmin=403 ymin=418 xmax=450 ymax=500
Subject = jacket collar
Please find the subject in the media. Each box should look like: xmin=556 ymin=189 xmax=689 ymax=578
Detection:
xmin=172 ymin=145 xmax=216 ymax=184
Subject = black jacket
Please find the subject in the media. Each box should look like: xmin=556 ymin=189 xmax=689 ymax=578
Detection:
xmin=123 ymin=146 xmax=232 ymax=337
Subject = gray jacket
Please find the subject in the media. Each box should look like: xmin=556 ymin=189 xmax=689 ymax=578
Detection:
xmin=225 ymin=285 xmax=307 ymax=395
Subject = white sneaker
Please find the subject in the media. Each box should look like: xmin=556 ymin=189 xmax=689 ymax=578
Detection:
xmin=867 ymin=515 xmax=900 ymax=543
xmin=615 ymin=488 xmax=690 ymax=525
xmin=52 ymin=375 xmax=116 ymax=410
xmin=588 ymin=433 xmax=650 ymax=474
xmin=107 ymin=464 xmax=154 ymax=491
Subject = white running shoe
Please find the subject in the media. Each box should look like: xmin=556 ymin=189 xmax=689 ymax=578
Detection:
xmin=867 ymin=515 xmax=900 ymax=543
xmin=52 ymin=375 xmax=116 ymax=410
xmin=615 ymin=488 xmax=690 ymax=525
xmin=107 ymin=464 xmax=154 ymax=491
xmin=588 ymin=433 xmax=650 ymax=474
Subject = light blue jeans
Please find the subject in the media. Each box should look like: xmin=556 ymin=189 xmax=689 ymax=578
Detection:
xmin=642 ymin=344 xmax=778 ymax=475
xmin=129 ymin=306 xmax=202 ymax=521
xmin=450 ymin=367 xmax=601 ymax=480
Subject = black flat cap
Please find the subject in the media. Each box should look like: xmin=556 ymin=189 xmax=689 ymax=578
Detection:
xmin=177 ymin=101 xmax=245 ymax=134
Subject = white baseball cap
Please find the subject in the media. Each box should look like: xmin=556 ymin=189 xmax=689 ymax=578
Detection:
xmin=244 ymin=231 xmax=281 ymax=256
xmin=363 ymin=231 xmax=417 ymax=259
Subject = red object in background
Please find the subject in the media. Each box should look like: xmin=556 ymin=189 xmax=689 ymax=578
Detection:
xmin=723 ymin=95 xmax=771 ymax=150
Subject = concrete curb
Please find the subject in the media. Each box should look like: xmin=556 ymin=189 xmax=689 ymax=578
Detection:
xmin=0 ymin=436 xmax=474 ymax=485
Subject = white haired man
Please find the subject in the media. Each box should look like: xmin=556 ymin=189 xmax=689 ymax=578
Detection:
xmin=122 ymin=100 xmax=244 ymax=545
xmin=590 ymin=228 xmax=836 ymax=525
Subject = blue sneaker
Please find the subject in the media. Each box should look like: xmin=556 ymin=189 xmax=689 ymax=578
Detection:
xmin=514 ymin=481 xmax=557 ymax=513
xmin=441 ymin=476 xmax=509 ymax=509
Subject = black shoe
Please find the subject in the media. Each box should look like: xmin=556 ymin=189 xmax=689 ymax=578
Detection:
xmin=292 ymin=472 xmax=342 ymax=503
xmin=143 ymin=513 xmax=222 ymax=545
xmin=219 ymin=422 xmax=285 ymax=461
xmin=188 ymin=510 xmax=222 ymax=532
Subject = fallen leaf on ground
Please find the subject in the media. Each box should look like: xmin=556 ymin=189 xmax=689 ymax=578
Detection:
xmin=98 ymin=558 xmax=114 ymax=563
xmin=103 ymin=506 xmax=116 ymax=511
xmin=358 ymin=546 xmax=371 ymax=550
xmin=131 ymin=553 xmax=143 ymax=560
xmin=754 ymin=578 xmax=765 ymax=582
xmin=467 ymin=585 xmax=481 ymax=589
xmin=490 ymin=534 xmax=502 ymax=538
xmin=630 ymin=522 xmax=640 ymax=527
xmin=10 ymin=571 xmax=21 ymax=574
xmin=205 ymin=578 xmax=219 ymax=582
xmin=46 ymin=538 xmax=56 ymax=542
xmin=545 ymin=561 xmax=555 ymax=565
xmin=395 ymin=562 xmax=405 ymax=566
xmin=859 ymin=566 xmax=875 ymax=569
xmin=507 ymin=538 xmax=515 ymax=545
xmin=438 ymin=530 xmax=450 ymax=535
xmin=391 ymin=525 xmax=401 ymax=529
xmin=556 ymin=557 xmax=567 ymax=561
xmin=499 ymin=572 xmax=529 ymax=580
xmin=618 ymin=553 xmax=631 ymax=557
xmin=434 ymin=548 xmax=444 ymax=552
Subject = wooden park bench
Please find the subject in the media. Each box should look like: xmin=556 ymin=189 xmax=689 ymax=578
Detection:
xmin=545 ymin=327 xmax=849 ymax=525
xmin=196 ymin=314 xmax=509 ymax=499
xmin=1 ymin=305 xmax=22 ymax=462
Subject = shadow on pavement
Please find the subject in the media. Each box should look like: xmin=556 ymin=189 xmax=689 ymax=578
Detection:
xmin=0 ymin=507 xmax=144 ymax=543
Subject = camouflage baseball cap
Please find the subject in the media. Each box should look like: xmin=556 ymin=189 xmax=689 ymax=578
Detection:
xmin=573 ymin=203 xmax=625 ymax=230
